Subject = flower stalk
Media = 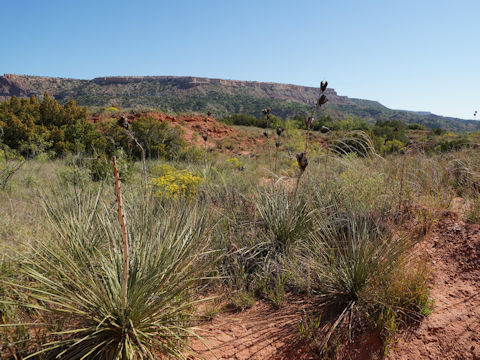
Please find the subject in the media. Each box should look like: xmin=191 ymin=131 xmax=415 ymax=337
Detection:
xmin=118 ymin=115 xmax=147 ymax=195
xmin=113 ymin=156 xmax=129 ymax=310
xmin=262 ymin=107 xmax=272 ymax=170
xmin=294 ymin=81 xmax=329 ymax=200
xmin=274 ymin=127 xmax=284 ymax=173
xmin=203 ymin=115 xmax=209 ymax=170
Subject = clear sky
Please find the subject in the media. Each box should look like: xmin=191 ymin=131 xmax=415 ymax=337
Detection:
xmin=1 ymin=0 xmax=479 ymax=119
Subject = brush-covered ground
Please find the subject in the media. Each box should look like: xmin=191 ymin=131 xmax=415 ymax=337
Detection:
xmin=2 ymin=116 xmax=480 ymax=359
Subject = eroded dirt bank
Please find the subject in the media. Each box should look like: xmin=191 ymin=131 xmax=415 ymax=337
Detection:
xmin=388 ymin=215 xmax=480 ymax=360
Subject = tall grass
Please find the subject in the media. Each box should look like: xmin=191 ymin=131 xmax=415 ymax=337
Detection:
xmin=305 ymin=203 xmax=401 ymax=304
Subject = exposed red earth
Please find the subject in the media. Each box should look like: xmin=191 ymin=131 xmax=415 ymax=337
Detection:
xmin=188 ymin=297 xmax=313 ymax=360
xmin=387 ymin=213 xmax=480 ymax=360
xmin=88 ymin=112 xmax=262 ymax=154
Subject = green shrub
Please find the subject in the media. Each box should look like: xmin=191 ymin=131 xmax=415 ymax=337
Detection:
xmin=177 ymin=146 xmax=203 ymax=163
xmin=384 ymin=139 xmax=405 ymax=153
xmin=219 ymin=114 xmax=267 ymax=128
xmin=407 ymin=123 xmax=426 ymax=130
xmin=86 ymin=149 xmax=133 ymax=182
xmin=131 ymin=116 xmax=186 ymax=160
xmin=224 ymin=157 xmax=244 ymax=170
xmin=0 ymin=94 xmax=99 ymax=157
xmin=435 ymin=136 xmax=472 ymax=152
xmin=57 ymin=163 xmax=92 ymax=186
xmin=431 ymin=127 xmax=446 ymax=135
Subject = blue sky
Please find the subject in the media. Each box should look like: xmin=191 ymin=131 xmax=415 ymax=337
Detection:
xmin=2 ymin=0 xmax=479 ymax=119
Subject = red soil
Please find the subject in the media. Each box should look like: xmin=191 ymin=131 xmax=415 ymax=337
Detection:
xmin=89 ymin=112 xmax=330 ymax=157
xmin=388 ymin=214 xmax=480 ymax=360
xmin=88 ymin=112 xmax=263 ymax=153
xmin=187 ymin=298 xmax=312 ymax=360
xmin=90 ymin=112 xmax=237 ymax=148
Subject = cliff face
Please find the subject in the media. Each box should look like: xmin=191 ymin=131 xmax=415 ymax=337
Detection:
xmin=0 ymin=74 xmax=87 ymax=100
xmin=0 ymin=74 xmax=478 ymax=131
xmin=0 ymin=74 xmax=31 ymax=98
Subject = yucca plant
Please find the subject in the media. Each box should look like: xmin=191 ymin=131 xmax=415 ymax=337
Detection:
xmin=3 ymin=185 xmax=214 ymax=359
xmin=256 ymin=186 xmax=312 ymax=253
xmin=0 ymin=255 xmax=38 ymax=358
xmin=308 ymin=208 xmax=402 ymax=300
xmin=262 ymin=107 xmax=272 ymax=170
xmin=299 ymin=198 xmax=413 ymax=350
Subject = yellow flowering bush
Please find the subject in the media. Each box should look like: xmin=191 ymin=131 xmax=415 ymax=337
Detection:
xmin=151 ymin=164 xmax=204 ymax=199
xmin=225 ymin=157 xmax=243 ymax=169
xmin=105 ymin=106 xmax=120 ymax=112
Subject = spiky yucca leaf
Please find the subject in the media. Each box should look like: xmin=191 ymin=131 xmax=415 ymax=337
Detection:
xmin=307 ymin=210 xmax=403 ymax=302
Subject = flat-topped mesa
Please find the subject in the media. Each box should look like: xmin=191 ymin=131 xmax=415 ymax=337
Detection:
xmin=1 ymin=73 xmax=339 ymax=95
xmin=0 ymin=74 xmax=86 ymax=100
xmin=3 ymin=74 xmax=19 ymax=80
xmin=2 ymin=74 xmax=80 ymax=82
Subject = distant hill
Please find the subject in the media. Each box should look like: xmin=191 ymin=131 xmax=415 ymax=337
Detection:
xmin=1 ymin=74 xmax=479 ymax=132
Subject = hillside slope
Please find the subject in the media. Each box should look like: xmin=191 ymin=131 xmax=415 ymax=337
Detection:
xmin=1 ymin=74 xmax=478 ymax=131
